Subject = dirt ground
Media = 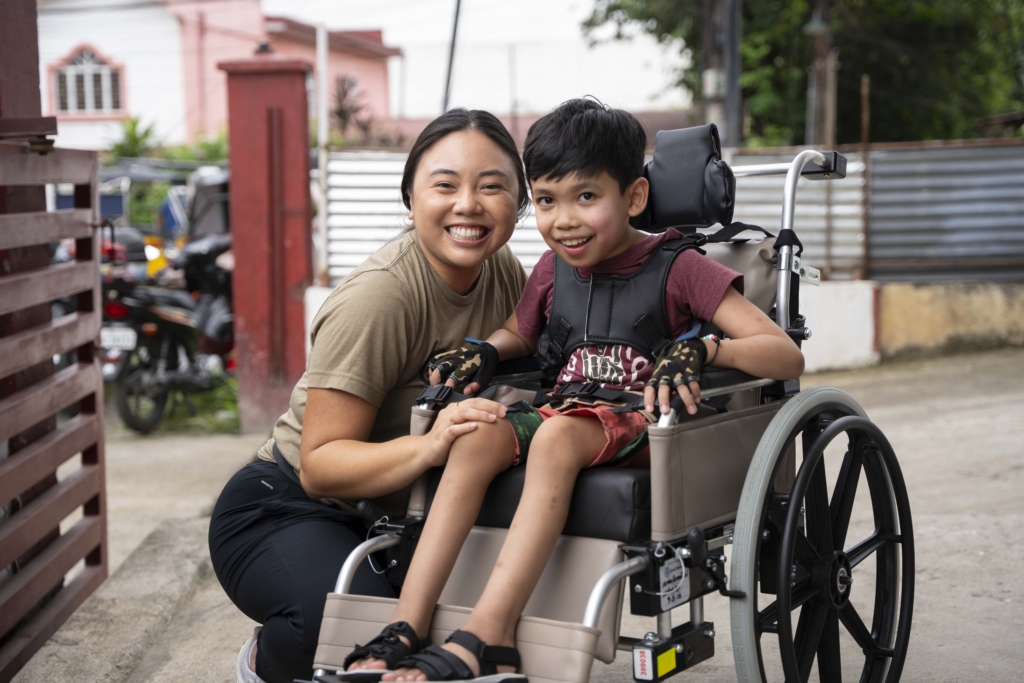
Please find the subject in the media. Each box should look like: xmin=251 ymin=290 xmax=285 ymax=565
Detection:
xmin=75 ymin=348 xmax=1024 ymax=682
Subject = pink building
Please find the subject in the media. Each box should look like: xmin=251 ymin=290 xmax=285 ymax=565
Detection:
xmin=37 ymin=0 xmax=400 ymax=150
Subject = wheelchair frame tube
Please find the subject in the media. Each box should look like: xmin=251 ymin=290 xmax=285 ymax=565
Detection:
xmin=334 ymin=533 xmax=402 ymax=594
xmin=583 ymin=555 xmax=649 ymax=629
xmin=776 ymin=149 xmax=827 ymax=330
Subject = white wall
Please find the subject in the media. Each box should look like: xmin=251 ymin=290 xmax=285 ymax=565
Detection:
xmin=37 ymin=0 xmax=188 ymax=149
xmin=800 ymin=281 xmax=880 ymax=373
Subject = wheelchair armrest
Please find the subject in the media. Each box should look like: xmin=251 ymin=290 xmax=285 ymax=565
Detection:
xmin=700 ymin=367 xmax=775 ymax=398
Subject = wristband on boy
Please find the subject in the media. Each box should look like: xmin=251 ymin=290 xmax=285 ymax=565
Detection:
xmin=646 ymin=338 xmax=708 ymax=391
xmin=426 ymin=337 xmax=499 ymax=389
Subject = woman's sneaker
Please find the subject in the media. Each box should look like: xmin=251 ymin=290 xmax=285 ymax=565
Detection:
xmin=236 ymin=626 xmax=265 ymax=683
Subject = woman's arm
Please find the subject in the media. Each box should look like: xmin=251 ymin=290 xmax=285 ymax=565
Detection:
xmin=299 ymin=388 xmax=506 ymax=500
xmin=707 ymin=286 xmax=804 ymax=379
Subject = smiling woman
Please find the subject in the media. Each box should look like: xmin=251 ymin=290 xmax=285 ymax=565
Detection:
xmin=206 ymin=110 xmax=529 ymax=683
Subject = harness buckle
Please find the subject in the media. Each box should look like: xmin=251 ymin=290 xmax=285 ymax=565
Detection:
xmin=415 ymin=384 xmax=453 ymax=405
xmin=552 ymin=381 xmax=601 ymax=399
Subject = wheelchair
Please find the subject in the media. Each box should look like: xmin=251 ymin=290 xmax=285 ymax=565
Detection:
xmin=306 ymin=129 xmax=915 ymax=683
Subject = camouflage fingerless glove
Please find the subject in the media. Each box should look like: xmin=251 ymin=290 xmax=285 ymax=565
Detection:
xmin=646 ymin=338 xmax=708 ymax=390
xmin=426 ymin=340 xmax=499 ymax=389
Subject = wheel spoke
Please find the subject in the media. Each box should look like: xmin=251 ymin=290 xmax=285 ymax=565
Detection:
xmin=793 ymin=603 xmax=828 ymax=683
xmin=830 ymin=449 xmax=864 ymax=550
xmin=805 ymin=455 xmax=834 ymax=554
xmin=758 ymin=583 xmax=822 ymax=634
xmin=838 ymin=601 xmax=880 ymax=655
xmin=816 ymin=610 xmax=842 ymax=683
xmin=847 ymin=533 xmax=899 ymax=568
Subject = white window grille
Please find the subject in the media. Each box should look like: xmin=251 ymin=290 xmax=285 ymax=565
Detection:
xmin=54 ymin=48 xmax=124 ymax=115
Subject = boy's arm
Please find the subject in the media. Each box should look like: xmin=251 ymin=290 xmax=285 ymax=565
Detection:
xmin=707 ymin=286 xmax=804 ymax=380
xmin=646 ymin=286 xmax=804 ymax=416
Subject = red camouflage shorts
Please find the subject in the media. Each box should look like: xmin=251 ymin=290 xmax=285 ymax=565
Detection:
xmin=503 ymin=399 xmax=653 ymax=468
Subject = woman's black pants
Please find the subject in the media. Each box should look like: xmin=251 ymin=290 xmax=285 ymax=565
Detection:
xmin=209 ymin=460 xmax=394 ymax=683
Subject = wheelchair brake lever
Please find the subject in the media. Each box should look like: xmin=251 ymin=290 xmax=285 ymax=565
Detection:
xmin=687 ymin=527 xmax=745 ymax=599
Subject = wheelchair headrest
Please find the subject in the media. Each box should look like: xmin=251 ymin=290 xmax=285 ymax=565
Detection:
xmin=633 ymin=123 xmax=736 ymax=233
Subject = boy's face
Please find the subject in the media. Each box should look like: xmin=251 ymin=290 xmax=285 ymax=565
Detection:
xmin=531 ymin=171 xmax=648 ymax=268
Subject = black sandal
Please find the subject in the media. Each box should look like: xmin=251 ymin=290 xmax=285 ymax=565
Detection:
xmin=337 ymin=621 xmax=427 ymax=681
xmin=393 ymin=629 xmax=526 ymax=683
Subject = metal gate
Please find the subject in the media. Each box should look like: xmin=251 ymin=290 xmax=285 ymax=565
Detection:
xmin=0 ymin=140 xmax=106 ymax=680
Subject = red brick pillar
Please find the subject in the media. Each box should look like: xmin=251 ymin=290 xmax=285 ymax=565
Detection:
xmin=218 ymin=56 xmax=313 ymax=433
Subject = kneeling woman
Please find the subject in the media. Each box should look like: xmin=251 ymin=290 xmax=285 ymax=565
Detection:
xmin=209 ymin=110 xmax=529 ymax=683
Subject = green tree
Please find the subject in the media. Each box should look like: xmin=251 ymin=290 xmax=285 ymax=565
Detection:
xmin=584 ymin=0 xmax=1024 ymax=145
xmin=109 ymin=117 xmax=157 ymax=159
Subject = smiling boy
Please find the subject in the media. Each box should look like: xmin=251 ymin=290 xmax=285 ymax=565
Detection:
xmin=345 ymin=99 xmax=803 ymax=683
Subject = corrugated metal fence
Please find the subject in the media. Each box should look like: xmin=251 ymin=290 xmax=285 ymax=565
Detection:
xmin=325 ymin=142 xmax=1024 ymax=286
xmin=867 ymin=144 xmax=1024 ymax=282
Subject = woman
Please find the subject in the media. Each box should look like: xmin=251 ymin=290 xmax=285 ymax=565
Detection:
xmin=209 ymin=109 xmax=530 ymax=683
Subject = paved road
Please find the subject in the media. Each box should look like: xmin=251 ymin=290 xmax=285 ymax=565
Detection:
xmin=54 ymin=349 xmax=1024 ymax=682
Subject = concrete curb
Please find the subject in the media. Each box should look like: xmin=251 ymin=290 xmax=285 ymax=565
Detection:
xmin=13 ymin=518 xmax=212 ymax=683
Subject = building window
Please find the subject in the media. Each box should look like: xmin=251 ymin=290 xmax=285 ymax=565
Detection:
xmin=54 ymin=48 xmax=123 ymax=115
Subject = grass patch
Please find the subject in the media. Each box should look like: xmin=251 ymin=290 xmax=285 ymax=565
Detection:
xmin=156 ymin=377 xmax=240 ymax=434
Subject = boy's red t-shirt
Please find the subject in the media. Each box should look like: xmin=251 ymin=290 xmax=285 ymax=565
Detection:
xmin=515 ymin=228 xmax=743 ymax=391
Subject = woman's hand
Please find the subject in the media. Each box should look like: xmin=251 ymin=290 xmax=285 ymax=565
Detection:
xmin=420 ymin=398 xmax=508 ymax=468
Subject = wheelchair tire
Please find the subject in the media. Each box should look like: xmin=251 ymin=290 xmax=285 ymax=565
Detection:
xmin=730 ymin=386 xmax=914 ymax=683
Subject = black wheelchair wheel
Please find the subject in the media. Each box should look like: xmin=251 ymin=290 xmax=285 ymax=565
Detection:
xmin=731 ymin=388 xmax=915 ymax=683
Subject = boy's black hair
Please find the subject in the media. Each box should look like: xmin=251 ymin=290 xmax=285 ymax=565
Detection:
xmin=523 ymin=98 xmax=647 ymax=193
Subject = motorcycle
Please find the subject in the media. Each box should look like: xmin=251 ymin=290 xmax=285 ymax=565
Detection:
xmin=102 ymin=233 xmax=234 ymax=433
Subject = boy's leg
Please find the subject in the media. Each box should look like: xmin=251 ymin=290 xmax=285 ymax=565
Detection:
xmin=349 ymin=418 xmax=517 ymax=670
xmin=389 ymin=414 xmax=605 ymax=681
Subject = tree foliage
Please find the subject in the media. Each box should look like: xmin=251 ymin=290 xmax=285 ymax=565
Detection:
xmin=109 ymin=117 xmax=157 ymax=160
xmin=584 ymin=0 xmax=1024 ymax=145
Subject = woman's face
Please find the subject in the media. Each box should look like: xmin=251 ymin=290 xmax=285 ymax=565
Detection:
xmin=408 ymin=130 xmax=520 ymax=289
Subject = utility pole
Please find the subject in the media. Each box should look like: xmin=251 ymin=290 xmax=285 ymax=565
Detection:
xmin=442 ymin=0 xmax=462 ymax=113
xmin=701 ymin=0 xmax=724 ymax=136
xmin=508 ymin=44 xmax=519 ymax=145
xmin=723 ymin=0 xmax=742 ymax=147
xmin=315 ymin=23 xmax=329 ymax=287
xmin=803 ymin=0 xmax=831 ymax=146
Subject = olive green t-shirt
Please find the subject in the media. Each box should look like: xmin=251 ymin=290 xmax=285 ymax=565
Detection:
xmin=256 ymin=231 xmax=526 ymax=515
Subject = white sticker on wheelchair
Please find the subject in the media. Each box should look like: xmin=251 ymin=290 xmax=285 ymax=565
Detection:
xmin=659 ymin=557 xmax=690 ymax=612
xmin=633 ymin=647 xmax=654 ymax=680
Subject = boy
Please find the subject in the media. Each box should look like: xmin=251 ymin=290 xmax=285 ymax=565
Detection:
xmin=346 ymin=99 xmax=803 ymax=682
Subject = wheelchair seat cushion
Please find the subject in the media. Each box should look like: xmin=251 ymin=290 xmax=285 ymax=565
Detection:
xmin=424 ymin=465 xmax=651 ymax=543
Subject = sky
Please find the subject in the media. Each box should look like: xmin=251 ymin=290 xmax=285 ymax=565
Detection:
xmin=260 ymin=0 xmax=693 ymax=119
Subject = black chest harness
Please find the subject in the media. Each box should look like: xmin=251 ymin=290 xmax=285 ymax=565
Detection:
xmin=536 ymin=234 xmax=708 ymax=379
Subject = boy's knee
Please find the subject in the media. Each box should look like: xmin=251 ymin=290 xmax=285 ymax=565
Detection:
xmin=447 ymin=419 xmax=516 ymax=473
xmin=529 ymin=417 xmax=593 ymax=469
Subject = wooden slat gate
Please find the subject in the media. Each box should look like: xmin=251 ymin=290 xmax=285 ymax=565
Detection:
xmin=0 ymin=141 xmax=107 ymax=681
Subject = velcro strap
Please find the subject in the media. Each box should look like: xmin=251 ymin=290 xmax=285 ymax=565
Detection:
xmin=550 ymin=382 xmax=624 ymax=403
xmin=772 ymin=229 xmax=804 ymax=255
xmin=550 ymin=316 xmax=572 ymax=353
xmin=706 ymin=221 xmax=775 ymax=243
xmin=634 ymin=315 xmax=670 ymax=357
xmin=445 ymin=630 xmax=521 ymax=675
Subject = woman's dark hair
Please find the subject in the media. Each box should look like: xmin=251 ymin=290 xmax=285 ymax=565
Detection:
xmin=401 ymin=109 xmax=530 ymax=218
xmin=523 ymin=98 xmax=646 ymax=193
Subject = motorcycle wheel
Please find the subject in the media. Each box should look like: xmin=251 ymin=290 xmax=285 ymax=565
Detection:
xmin=114 ymin=346 xmax=169 ymax=434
